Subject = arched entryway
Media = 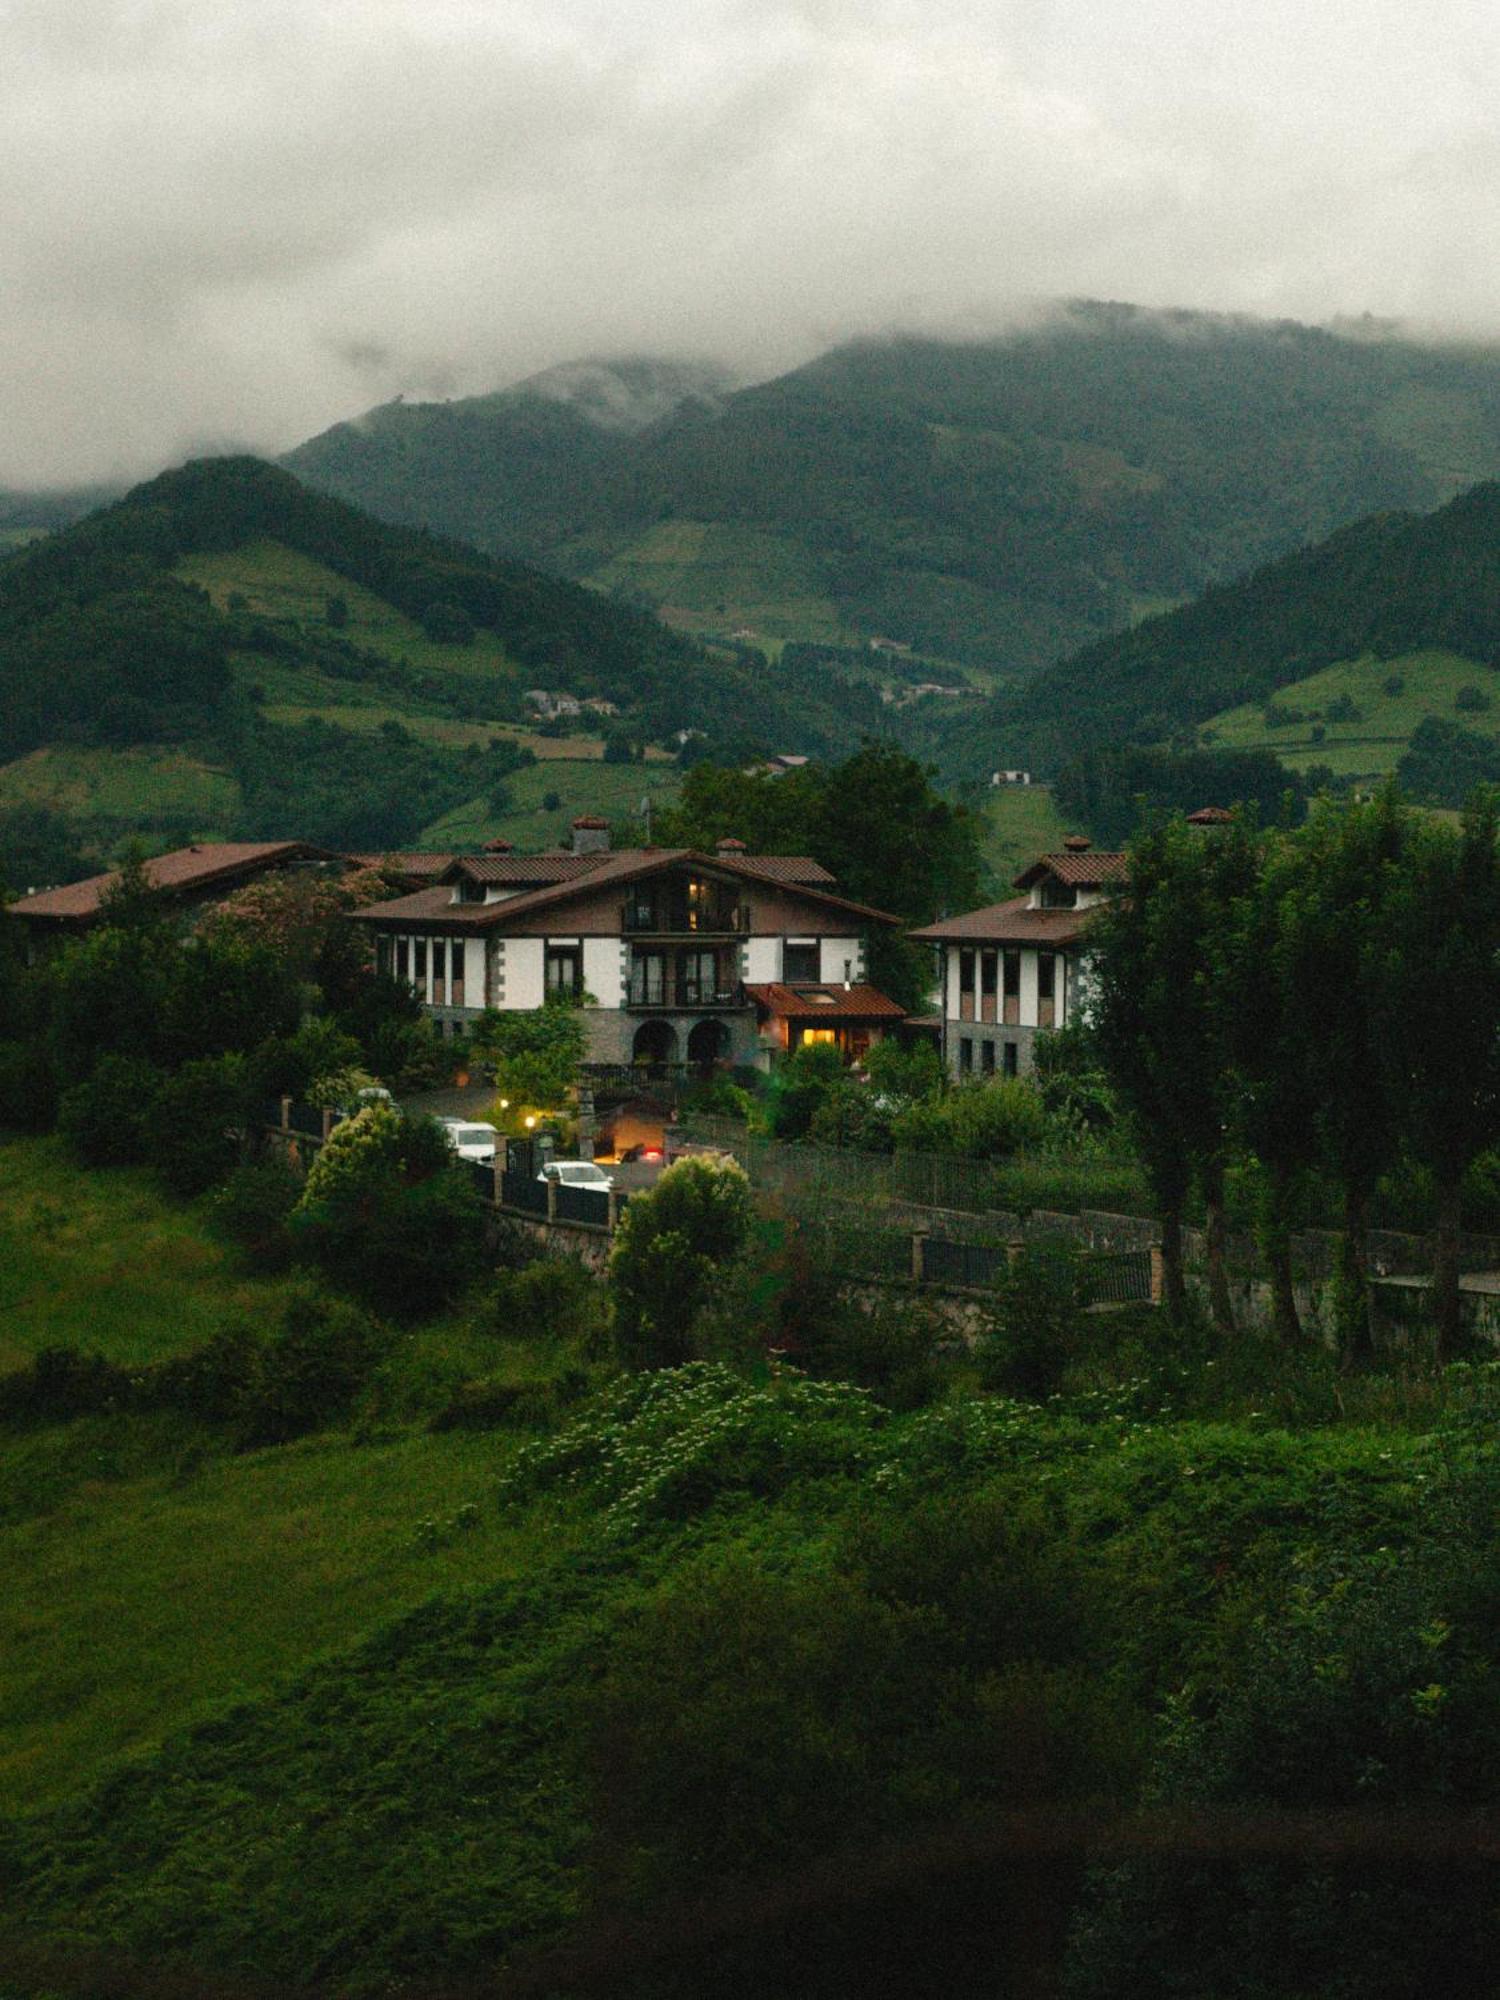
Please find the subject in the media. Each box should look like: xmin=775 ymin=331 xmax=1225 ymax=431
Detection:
xmin=632 ymin=1020 xmax=678 ymax=1067
xmin=686 ymin=1017 xmax=730 ymax=1066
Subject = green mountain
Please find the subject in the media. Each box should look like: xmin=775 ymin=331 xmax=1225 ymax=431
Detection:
xmin=0 ymin=457 xmax=877 ymax=871
xmin=957 ymin=479 xmax=1500 ymax=782
xmin=285 ymin=304 xmax=1500 ymax=677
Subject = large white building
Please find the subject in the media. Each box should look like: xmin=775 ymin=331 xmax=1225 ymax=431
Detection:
xmin=350 ymin=820 xmax=905 ymax=1070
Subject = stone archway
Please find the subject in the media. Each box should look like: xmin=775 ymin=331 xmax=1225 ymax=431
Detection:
xmin=632 ymin=1020 xmax=678 ymax=1067
xmin=686 ymin=1017 xmax=730 ymax=1066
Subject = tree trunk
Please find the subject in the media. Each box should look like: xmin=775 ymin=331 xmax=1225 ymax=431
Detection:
xmin=1260 ymin=1168 xmax=1303 ymax=1345
xmin=1432 ymin=1174 xmax=1464 ymax=1367
xmin=1160 ymin=1207 xmax=1188 ymax=1320
xmin=1337 ymin=1184 xmax=1375 ymax=1369
xmin=1202 ymin=1163 xmax=1236 ymax=1338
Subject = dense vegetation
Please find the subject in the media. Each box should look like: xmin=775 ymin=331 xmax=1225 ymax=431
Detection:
xmin=0 ymin=459 xmax=879 ymax=870
xmin=287 ymin=306 xmax=1500 ymax=674
xmin=962 ymin=479 xmax=1500 ymax=779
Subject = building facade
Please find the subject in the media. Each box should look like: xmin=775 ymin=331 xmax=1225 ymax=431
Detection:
xmin=350 ymin=822 xmax=902 ymax=1070
xmin=910 ymin=836 xmax=1126 ymax=1078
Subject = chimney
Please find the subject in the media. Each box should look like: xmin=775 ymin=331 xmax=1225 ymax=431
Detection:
xmin=571 ymin=815 xmax=611 ymax=856
xmin=716 ymin=836 xmax=747 ymax=857
xmin=1063 ymin=834 xmax=1092 ymax=852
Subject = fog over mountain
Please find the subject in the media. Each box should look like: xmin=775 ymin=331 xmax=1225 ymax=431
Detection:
xmin=5 ymin=0 xmax=1500 ymax=488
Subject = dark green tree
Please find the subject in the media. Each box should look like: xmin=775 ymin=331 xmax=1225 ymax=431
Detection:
xmin=1370 ymin=796 xmax=1500 ymax=1360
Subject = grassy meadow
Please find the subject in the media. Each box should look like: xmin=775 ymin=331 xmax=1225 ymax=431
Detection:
xmin=419 ymin=754 xmax=682 ymax=849
xmin=0 ymin=1135 xmax=581 ymax=1809
xmin=974 ymin=781 xmax=1069 ymax=888
xmin=1201 ymin=646 xmax=1500 ymax=777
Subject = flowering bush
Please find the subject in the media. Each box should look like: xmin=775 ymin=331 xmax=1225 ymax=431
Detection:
xmin=609 ymin=1154 xmax=754 ymax=1369
xmin=498 ymin=1362 xmax=883 ymax=1536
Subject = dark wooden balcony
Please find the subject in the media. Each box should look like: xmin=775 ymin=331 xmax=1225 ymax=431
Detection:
xmin=625 ymin=977 xmax=747 ymax=1011
xmin=620 ymin=899 xmax=751 ymax=937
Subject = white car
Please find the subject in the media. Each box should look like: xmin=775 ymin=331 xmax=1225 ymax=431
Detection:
xmin=438 ymin=1118 xmax=500 ymax=1163
xmin=537 ymin=1160 xmax=614 ymax=1191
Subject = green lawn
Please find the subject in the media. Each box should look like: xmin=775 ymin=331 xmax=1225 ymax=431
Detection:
xmin=1201 ymin=647 xmax=1500 ymax=778
xmin=0 ymin=1139 xmax=307 ymax=1373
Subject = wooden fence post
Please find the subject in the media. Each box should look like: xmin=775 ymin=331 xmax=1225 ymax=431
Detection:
xmin=607 ymin=1187 xmax=621 ymax=1234
xmin=546 ymin=1178 xmax=558 ymax=1225
xmin=911 ymin=1229 xmax=929 ymax=1285
xmin=279 ymin=1096 xmax=292 ymax=1131
xmin=491 ymin=1156 xmax=504 ymax=1209
xmin=321 ymin=1108 xmax=334 ymax=1143
xmin=1149 ymin=1245 xmax=1165 ymax=1307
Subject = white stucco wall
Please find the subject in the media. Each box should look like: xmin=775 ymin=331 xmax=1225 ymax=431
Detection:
xmin=583 ymin=937 xmax=626 ymax=1005
xmin=464 ymin=939 xmax=485 ymax=1004
xmin=744 ymin=937 xmax=780 ymax=983
xmin=819 ymin=935 xmax=862 ymax=983
xmin=500 ymin=936 xmax=546 ymax=1010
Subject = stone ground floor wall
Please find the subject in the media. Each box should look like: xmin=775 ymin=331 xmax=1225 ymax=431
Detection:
xmin=944 ymin=1021 xmax=1043 ymax=1078
xmin=583 ymin=1007 xmax=762 ymax=1068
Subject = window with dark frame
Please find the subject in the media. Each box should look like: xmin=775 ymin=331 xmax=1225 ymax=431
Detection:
xmin=783 ymin=939 xmax=820 ymax=983
xmin=432 ymin=939 xmax=447 ymax=1006
xmin=546 ymin=944 xmax=583 ymax=998
xmin=1003 ymin=1041 xmax=1018 ymax=1077
xmin=1003 ymin=949 xmax=1020 ymax=1025
xmin=959 ymin=948 xmax=976 ymax=1021
xmin=981 ymin=1038 xmax=996 ymax=1073
xmin=413 ymin=938 xmax=427 ymax=990
xmin=980 ymin=949 xmax=998 ymax=1023
xmin=959 ymin=1036 xmax=974 ymax=1073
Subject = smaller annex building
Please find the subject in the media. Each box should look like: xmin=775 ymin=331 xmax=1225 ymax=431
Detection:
xmin=910 ymin=834 xmax=1126 ymax=1078
xmin=5 ymin=841 xmax=346 ymax=958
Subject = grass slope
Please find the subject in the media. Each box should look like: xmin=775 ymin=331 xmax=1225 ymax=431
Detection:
xmin=1200 ymin=647 xmax=1500 ymax=778
xmin=974 ymin=783 xmax=1069 ymax=888
xmin=0 ymin=1138 xmax=576 ymax=1809
xmin=418 ymin=756 xmax=682 ymax=849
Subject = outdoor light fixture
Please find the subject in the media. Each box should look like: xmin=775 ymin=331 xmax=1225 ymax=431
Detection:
xmin=524 ymin=1114 xmax=537 ymax=1130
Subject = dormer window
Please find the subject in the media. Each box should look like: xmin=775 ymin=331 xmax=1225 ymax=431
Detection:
xmin=458 ymin=878 xmax=486 ymax=903
xmin=1040 ymin=877 xmax=1078 ymax=909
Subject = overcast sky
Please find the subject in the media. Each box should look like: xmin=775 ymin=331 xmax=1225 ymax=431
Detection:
xmin=5 ymin=0 xmax=1500 ymax=487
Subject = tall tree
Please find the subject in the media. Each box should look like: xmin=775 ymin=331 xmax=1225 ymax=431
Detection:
xmin=1279 ymin=793 xmax=1407 ymax=1364
xmin=1090 ymin=814 xmax=1257 ymax=1326
xmin=1370 ymin=796 xmax=1500 ymax=1361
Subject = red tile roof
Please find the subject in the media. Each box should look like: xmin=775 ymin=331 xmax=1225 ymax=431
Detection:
xmin=8 ymin=842 xmax=340 ymax=925
xmin=733 ymin=854 xmax=836 ymax=887
xmin=909 ymin=896 xmax=1098 ymax=947
xmin=745 ymin=981 xmax=906 ymax=1020
xmin=446 ymin=854 xmax=601 ymax=886
xmin=352 ymin=849 xmax=899 ymax=931
xmin=345 ymin=852 xmax=458 ymax=879
xmin=1013 ymin=849 xmax=1128 ymax=891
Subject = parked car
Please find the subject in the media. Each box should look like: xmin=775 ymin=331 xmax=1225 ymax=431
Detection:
xmin=538 ymin=1160 xmax=615 ymax=1191
xmin=438 ymin=1118 xmax=499 ymax=1164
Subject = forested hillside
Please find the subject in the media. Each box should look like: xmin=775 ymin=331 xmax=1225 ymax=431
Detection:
xmin=286 ymin=304 xmax=1500 ymax=673
xmin=925 ymin=479 xmax=1500 ymax=782
xmin=0 ymin=459 xmax=868 ymax=874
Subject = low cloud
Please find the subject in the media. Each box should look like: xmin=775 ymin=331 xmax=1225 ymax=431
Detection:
xmin=4 ymin=0 xmax=1500 ymax=485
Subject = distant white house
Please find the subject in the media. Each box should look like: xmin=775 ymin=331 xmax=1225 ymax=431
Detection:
xmin=991 ymin=769 xmax=1032 ymax=786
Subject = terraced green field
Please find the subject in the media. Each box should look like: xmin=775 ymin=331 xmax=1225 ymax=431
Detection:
xmin=1200 ymin=648 xmax=1500 ymax=778
xmin=0 ymin=744 xmax=241 ymax=854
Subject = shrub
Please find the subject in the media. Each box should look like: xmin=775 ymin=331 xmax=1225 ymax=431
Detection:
xmin=808 ymin=1079 xmax=897 ymax=1152
xmin=0 ymin=1345 xmax=136 ymax=1423
xmin=58 ymin=1053 xmax=164 ymax=1166
xmin=237 ymin=1289 xmax=392 ymax=1445
xmin=975 ymin=1244 xmax=1089 ymax=1399
xmin=609 ymin=1155 xmax=754 ymax=1369
xmin=797 ymin=1286 xmax=944 ymax=1410
xmin=0 ymin=1036 xmax=59 ymax=1133
xmin=765 ymin=1042 xmax=844 ymax=1140
xmin=488 ymin=1256 xmax=605 ymax=1348
xmin=1456 ymin=683 xmax=1491 ymax=713
xmin=420 ymin=598 xmax=475 ymax=645
xmin=1324 ymin=692 xmax=1362 ymax=723
xmin=892 ymin=1077 xmax=1049 ymax=1159
xmin=152 ymin=1053 xmax=252 ymax=1196
xmin=209 ymin=1156 xmax=303 ymax=1270
xmin=1383 ymin=672 xmax=1406 ymax=696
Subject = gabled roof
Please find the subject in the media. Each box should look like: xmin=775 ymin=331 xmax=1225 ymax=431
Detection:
xmin=909 ymin=896 xmax=1097 ymax=948
xmin=444 ymin=853 xmax=602 ymax=887
xmin=345 ymin=852 xmax=458 ymax=879
xmin=1013 ymin=848 xmax=1128 ymax=891
xmin=351 ymin=848 xmax=900 ymax=931
xmin=745 ymin=982 xmax=906 ymax=1021
xmin=733 ymin=855 xmax=836 ymax=887
xmin=7 ymin=841 xmax=341 ymax=926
